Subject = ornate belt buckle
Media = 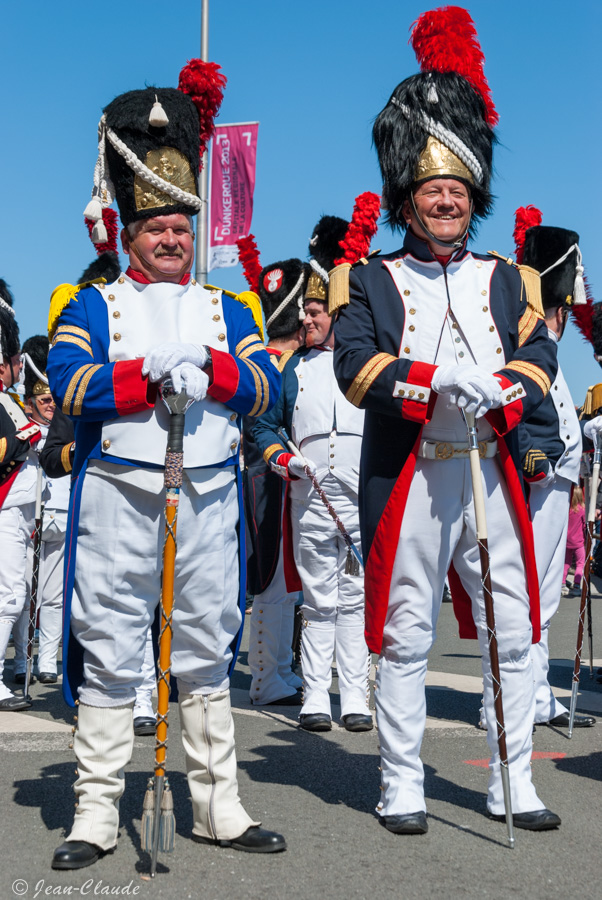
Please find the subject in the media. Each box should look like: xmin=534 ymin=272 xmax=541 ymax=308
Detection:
xmin=435 ymin=442 xmax=454 ymax=460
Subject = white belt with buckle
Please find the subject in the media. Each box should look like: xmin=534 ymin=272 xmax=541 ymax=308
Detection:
xmin=418 ymin=438 xmax=498 ymax=460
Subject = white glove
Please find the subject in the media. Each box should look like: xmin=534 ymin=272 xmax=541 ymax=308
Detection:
xmin=534 ymin=463 xmax=555 ymax=489
xmin=432 ymin=364 xmax=502 ymax=418
xmin=142 ymin=343 xmax=209 ymax=383
xmin=584 ymin=415 xmax=602 ymax=442
xmin=169 ymin=362 xmax=209 ymax=401
xmin=288 ymin=456 xmax=317 ymax=480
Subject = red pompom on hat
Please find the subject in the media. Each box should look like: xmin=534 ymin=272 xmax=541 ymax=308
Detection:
xmin=178 ymin=59 xmax=227 ymax=162
xmin=513 ymin=205 xmax=543 ymax=264
xmin=236 ymin=234 xmax=262 ymax=294
xmin=334 ymin=193 xmax=381 ymax=267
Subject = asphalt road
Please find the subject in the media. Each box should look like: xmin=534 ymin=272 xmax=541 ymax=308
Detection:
xmin=1 ymin=590 xmax=601 ymax=900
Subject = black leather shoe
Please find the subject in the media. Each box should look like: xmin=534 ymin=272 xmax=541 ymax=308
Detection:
xmin=489 ymin=808 xmax=561 ymax=830
xmin=299 ymin=713 xmax=332 ymax=732
xmin=133 ymin=716 xmax=156 ymax=736
xmin=380 ymin=812 xmax=428 ymax=834
xmin=193 ymin=826 xmax=286 ymax=853
xmin=252 ymin=691 xmax=303 ymax=707
xmin=51 ymin=840 xmax=109 ymax=870
xmin=546 ymin=711 xmax=596 ymax=728
xmin=0 ymin=695 xmax=32 ymax=711
xmin=38 ymin=672 xmax=58 ymax=684
xmin=342 ymin=713 xmax=374 ymax=732
xmin=13 ymin=672 xmax=35 ymax=685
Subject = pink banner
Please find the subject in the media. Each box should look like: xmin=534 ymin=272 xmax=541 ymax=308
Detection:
xmin=209 ymin=122 xmax=259 ymax=271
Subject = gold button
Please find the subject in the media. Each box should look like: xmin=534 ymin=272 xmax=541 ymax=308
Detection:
xmin=409 ymin=308 xmax=416 ymax=315
xmin=418 ymin=393 xmax=425 ymax=400
xmin=98 ymin=283 xmax=105 ymax=290
xmin=398 ymin=389 xmax=405 ymax=397
xmin=108 ymin=293 xmax=115 ymax=300
xmin=481 ymin=290 xmax=487 ymax=296
xmin=230 ymin=413 xmax=236 ymax=421
xmin=506 ymin=395 xmax=511 ymax=401
xmin=459 ymin=351 xmax=465 ymax=358
xmin=408 ymin=390 xmax=415 ymax=397
xmin=113 ymin=311 xmax=121 ymax=319
xmin=403 ymin=289 xmax=410 ymax=296
xmin=517 ymin=388 xmax=523 ymax=394
xmin=213 ymin=314 xmax=221 ymax=322
xmin=409 ymin=324 xmax=415 ymax=332
xmin=395 ymin=261 xmax=401 ymax=268
xmin=118 ymin=277 xmax=125 ymax=284
xmin=192 ymin=279 xmax=197 ymax=286
xmin=489 ymin=326 xmax=494 ymax=332
xmin=295 ymin=405 xmax=299 ymax=410
xmin=559 ymin=402 xmax=563 ymax=408
xmin=211 ymin=297 xmax=218 ymax=305
xmin=298 ymin=374 xmax=303 ymax=379
xmin=455 ymin=337 xmax=460 ymax=343
xmin=301 ymin=358 xmax=306 ymax=363
xmin=230 ymin=441 xmax=237 ymax=450
xmin=476 ymin=261 xmax=482 ymax=268
xmin=330 ymin=443 xmax=334 ymax=448
xmin=403 ymin=347 xmax=410 ymax=354
xmin=330 ymin=454 xmax=335 ymax=458
xmin=482 ymin=306 xmax=488 ymax=312
xmin=496 ymin=347 xmax=502 ymax=354
xmin=218 ymin=333 xmax=226 ymax=341
xmin=330 ymin=465 xmax=334 ymax=469
xmin=512 ymin=391 xmax=517 ymax=398
xmin=102 ymin=439 xmax=111 ymax=450
xmin=300 ymin=387 xmax=303 ymax=391
xmin=113 ymin=333 xmax=121 ymax=341
xmin=211 ymin=289 xmax=217 ymax=295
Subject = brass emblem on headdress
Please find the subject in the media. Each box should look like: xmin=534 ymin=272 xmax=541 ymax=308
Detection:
xmin=415 ymin=136 xmax=474 ymax=186
xmin=32 ymin=380 xmax=51 ymax=396
xmin=305 ymin=270 xmax=327 ymax=302
xmin=134 ymin=148 xmax=197 ymax=212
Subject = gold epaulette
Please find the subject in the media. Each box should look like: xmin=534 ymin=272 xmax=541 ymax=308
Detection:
xmin=204 ymin=284 xmax=265 ymax=343
xmin=276 ymin=349 xmax=294 ymax=372
xmin=581 ymin=383 xmax=602 ymax=417
xmin=487 ymin=250 xmax=544 ymax=319
xmin=48 ymin=278 xmax=107 ymax=340
xmin=327 ymin=250 xmax=380 ymax=316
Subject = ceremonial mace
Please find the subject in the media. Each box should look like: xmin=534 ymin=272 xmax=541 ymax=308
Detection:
xmin=277 ymin=427 xmax=363 ymax=575
xmin=141 ymin=379 xmax=193 ymax=876
xmin=24 ymin=465 xmax=44 ymax=700
xmin=462 ymin=410 xmax=515 ymax=849
xmin=568 ymin=430 xmax=600 ymax=737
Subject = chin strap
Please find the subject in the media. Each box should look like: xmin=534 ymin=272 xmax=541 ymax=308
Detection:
xmin=129 ymin=240 xmax=192 ymax=280
xmin=410 ymin=194 xmax=473 ymax=250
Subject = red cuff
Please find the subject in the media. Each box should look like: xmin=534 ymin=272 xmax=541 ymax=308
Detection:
xmin=207 ymin=349 xmax=240 ymax=403
xmin=273 ymin=452 xmax=294 ymax=480
xmin=525 ymin=470 xmax=547 ymax=483
xmin=113 ymin=359 xmax=156 ymax=415
xmin=485 ymin=374 xmax=524 ymax=435
xmin=402 ymin=361 xmax=438 ymax=424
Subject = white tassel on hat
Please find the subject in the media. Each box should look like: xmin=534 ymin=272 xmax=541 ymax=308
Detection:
xmin=84 ymin=115 xmax=116 ymax=245
xmin=149 ymin=95 xmax=169 ymax=128
xmin=573 ymin=248 xmax=587 ymax=306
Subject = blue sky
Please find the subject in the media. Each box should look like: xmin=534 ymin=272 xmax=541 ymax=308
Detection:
xmin=1 ymin=0 xmax=600 ymax=402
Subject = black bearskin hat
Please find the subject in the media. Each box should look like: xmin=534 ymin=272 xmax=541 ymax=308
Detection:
xmin=79 ymin=251 xmax=122 ymax=285
xmin=306 ymin=216 xmax=348 ymax=301
xmin=259 ymin=259 xmax=309 ymax=339
xmin=22 ymin=335 xmax=50 ymax=399
xmin=0 ymin=279 xmax=19 ymax=361
xmin=522 ymin=227 xmax=581 ymax=311
xmin=373 ymin=7 xmax=497 ymax=232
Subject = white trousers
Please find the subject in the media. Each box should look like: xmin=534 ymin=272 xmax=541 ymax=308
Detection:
xmin=529 ymin=476 xmax=572 ymax=722
xmin=0 ymin=504 xmax=34 ymax=700
xmin=248 ymin=543 xmax=301 ymax=704
xmin=13 ymin=526 xmax=65 ymax=675
xmin=72 ymin=468 xmax=240 ymax=707
xmin=291 ymin=476 xmax=370 ymax=717
xmin=132 ymin=628 xmax=157 ymax=719
xmin=376 ymin=457 xmax=544 ymax=817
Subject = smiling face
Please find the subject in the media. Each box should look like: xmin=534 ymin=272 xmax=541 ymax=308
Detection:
xmin=121 ymin=214 xmax=195 ymax=283
xmin=403 ymin=178 xmax=472 ymax=254
xmin=303 ymin=300 xmax=333 ymax=348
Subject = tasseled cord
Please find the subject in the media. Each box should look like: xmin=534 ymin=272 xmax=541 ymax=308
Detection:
xmin=140 ymin=778 xmax=155 ymax=852
xmin=83 ymin=115 xmax=115 ymax=246
xmin=140 ymin=777 xmax=175 ymax=853
xmin=538 ymin=243 xmax=587 ymax=307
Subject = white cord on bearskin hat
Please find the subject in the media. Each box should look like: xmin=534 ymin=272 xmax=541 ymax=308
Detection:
xmin=390 ymin=97 xmax=484 ymax=185
xmin=266 ymin=270 xmax=306 ymax=330
xmin=538 ymin=243 xmax=587 ymax=306
xmin=309 ymin=257 xmax=329 ymax=284
xmin=23 ymin=353 xmax=49 ymax=386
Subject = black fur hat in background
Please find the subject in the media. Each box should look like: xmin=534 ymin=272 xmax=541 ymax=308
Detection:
xmin=104 ymin=87 xmax=200 ymax=228
xmin=522 ymin=226 xmax=580 ymax=311
xmin=0 ymin=279 xmax=19 ymax=361
xmin=22 ymin=335 xmax=50 ymax=398
xmin=79 ymin=251 xmax=122 ymax=285
xmin=306 ymin=216 xmax=348 ymax=301
xmin=259 ymin=259 xmax=309 ymax=340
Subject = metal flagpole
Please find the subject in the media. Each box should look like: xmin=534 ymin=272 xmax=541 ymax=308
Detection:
xmin=196 ymin=0 xmax=210 ymax=286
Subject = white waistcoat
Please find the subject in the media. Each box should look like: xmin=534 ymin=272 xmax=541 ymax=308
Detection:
xmin=291 ymin=348 xmax=364 ymax=446
xmin=98 ymin=277 xmax=240 ymax=468
xmin=550 ymin=364 xmax=581 ymax=484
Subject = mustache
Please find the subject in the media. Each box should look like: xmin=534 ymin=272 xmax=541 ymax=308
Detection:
xmin=154 ymin=247 xmax=184 ymax=258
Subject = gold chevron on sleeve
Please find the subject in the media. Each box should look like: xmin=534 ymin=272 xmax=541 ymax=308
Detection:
xmin=53 ymin=334 xmax=94 ymax=356
xmin=236 ymin=334 xmax=261 ymax=356
xmin=61 ymin=442 xmax=73 ymax=474
xmin=54 ymin=324 xmax=92 ymax=344
xmin=518 ymin=307 xmax=539 ymax=348
xmin=504 ymin=361 xmax=551 ymax=396
xmin=524 ymin=448 xmax=547 ymax=476
xmin=262 ymin=443 xmax=284 ymax=465
xmin=244 ymin=357 xmax=270 ymax=417
xmin=73 ymin=365 xmax=102 ymax=416
xmin=0 ymin=437 xmax=7 ymax=463
xmin=346 ymin=353 xmax=397 ymax=407
xmin=62 ymin=365 xmax=94 ymax=415
xmin=239 ymin=341 xmax=265 ymax=360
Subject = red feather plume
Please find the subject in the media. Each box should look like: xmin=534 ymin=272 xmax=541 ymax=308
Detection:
xmin=236 ymin=234 xmax=262 ymax=294
xmin=513 ymin=205 xmax=542 ymax=264
xmin=85 ymin=208 xmax=119 ymax=256
xmin=334 ymin=192 xmax=381 ymax=267
xmin=178 ymin=59 xmax=227 ymax=163
xmin=411 ymin=6 xmax=498 ymax=128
